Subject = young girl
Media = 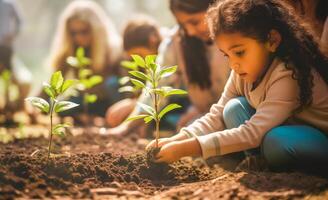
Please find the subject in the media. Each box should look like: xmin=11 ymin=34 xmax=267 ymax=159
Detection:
xmin=147 ymin=0 xmax=328 ymax=172
xmin=45 ymin=0 xmax=122 ymax=116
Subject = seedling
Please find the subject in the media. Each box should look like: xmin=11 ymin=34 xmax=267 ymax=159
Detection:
xmin=66 ymin=47 xmax=103 ymax=116
xmin=25 ymin=71 xmax=78 ymax=159
xmin=0 ymin=69 xmax=19 ymax=126
xmin=123 ymin=55 xmax=187 ymax=149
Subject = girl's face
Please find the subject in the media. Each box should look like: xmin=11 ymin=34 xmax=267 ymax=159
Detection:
xmin=68 ymin=19 xmax=92 ymax=48
xmin=215 ymin=32 xmax=272 ymax=83
xmin=174 ymin=11 xmax=210 ymax=41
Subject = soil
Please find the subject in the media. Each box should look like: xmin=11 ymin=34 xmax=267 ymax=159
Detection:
xmin=146 ymin=146 xmax=161 ymax=163
xmin=0 ymin=125 xmax=328 ymax=200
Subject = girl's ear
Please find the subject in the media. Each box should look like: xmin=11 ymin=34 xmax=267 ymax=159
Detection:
xmin=265 ymin=29 xmax=282 ymax=52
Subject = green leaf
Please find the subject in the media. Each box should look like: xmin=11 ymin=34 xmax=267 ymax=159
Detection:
xmin=149 ymin=63 xmax=157 ymax=72
xmin=137 ymin=102 xmax=155 ymax=116
xmin=43 ymin=82 xmax=56 ymax=98
xmin=54 ymin=123 xmax=71 ymax=130
xmin=79 ymin=69 xmax=92 ymax=79
xmin=159 ymin=65 xmax=177 ymax=78
xmin=66 ymin=57 xmax=79 ymax=67
xmin=54 ymin=101 xmax=79 ymax=113
xmin=144 ymin=115 xmax=154 ymax=124
xmin=128 ymin=71 xmax=150 ymax=81
xmin=152 ymin=88 xmax=165 ymax=97
xmin=61 ymin=79 xmax=76 ymax=93
xmin=52 ymin=123 xmax=71 ymax=137
xmin=76 ymin=47 xmax=85 ymax=59
xmin=118 ymin=86 xmax=135 ymax=93
xmin=119 ymin=76 xmax=130 ymax=85
xmin=25 ymin=97 xmax=50 ymax=113
xmin=1 ymin=70 xmax=11 ymax=81
xmin=164 ymin=88 xmax=188 ymax=97
xmin=80 ymin=57 xmax=91 ymax=66
xmin=158 ymin=103 xmax=181 ymax=119
xmin=88 ymin=75 xmax=103 ymax=88
xmin=84 ymin=94 xmax=97 ymax=104
xmin=131 ymin=55 xmax=145 ymax=68
xmin=121 ymin=61 xmax=138 ymax=70
xmin=145 ymin=55 xmax=157 ymax=66
xmin=125 ymin=114 xmax=149 ymax=122
xmin=50 ymin=71 xmax=64 ymax=93
xmin=130 ymin=78 xmax=145 ymax=88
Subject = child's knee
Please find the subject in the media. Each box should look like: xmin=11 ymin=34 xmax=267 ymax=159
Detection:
xmin=262 ymin=127 xmax=294 ymax=168
xmin=223 ymin=97 xmax=245 ymax=120
xmin=223 ymin=97 xmax=251 ymax=129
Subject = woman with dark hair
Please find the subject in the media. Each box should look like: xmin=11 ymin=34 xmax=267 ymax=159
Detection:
xmin=104 ymin=0 xmax=230 ymax=137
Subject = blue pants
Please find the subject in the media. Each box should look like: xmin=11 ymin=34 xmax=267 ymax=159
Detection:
xmin=223 ymin=97 xmax=328 ymax=172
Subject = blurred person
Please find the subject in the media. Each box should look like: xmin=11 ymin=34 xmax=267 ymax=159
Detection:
xmin=287 ymin=0 xmax=327 ymax=51
xmin=44 ymin=0 xmax=123 ymax=117
xmin=0 ymin=0 xmax=31 ymax=112
xmin=105 ymin=15 xmax=164 ymax=128
xmin=104 ymin=0 xmax=230 ymax=138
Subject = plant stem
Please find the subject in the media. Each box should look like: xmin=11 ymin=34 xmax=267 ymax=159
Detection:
xmin=48 ymin=99 xmax=55 ymax=160
xmin=83 ymin=93 xmax=89 ymax=126
xmin=154 ymin=92 xmax=159 ymax=148
xmin=155 ymin=120 xmax=159 ymax=148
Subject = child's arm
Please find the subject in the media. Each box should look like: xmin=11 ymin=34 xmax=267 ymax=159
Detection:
xmin=179 ymin=71 xmax=239 ymax=138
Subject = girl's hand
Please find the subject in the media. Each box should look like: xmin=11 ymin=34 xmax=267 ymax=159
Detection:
xmin=146 ymin=137 xmax=174 ymax=151
xmin=105 ymin=98 xmax=136 ymax=127
xmin=154 ymin=141 xmax=183 ymax=163
xmin=155 ymin=138 xmax=202 ymax=163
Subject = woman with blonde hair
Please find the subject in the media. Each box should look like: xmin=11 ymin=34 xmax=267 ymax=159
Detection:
xmin=46 ymin=0 xmax=123 ymax=117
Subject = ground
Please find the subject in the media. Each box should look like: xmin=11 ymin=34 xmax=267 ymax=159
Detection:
xmin=0 ymin=123 xmax=328 ymax=200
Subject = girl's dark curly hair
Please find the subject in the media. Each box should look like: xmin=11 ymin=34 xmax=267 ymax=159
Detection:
xmin=170 ymin=0 xmax=216 ymax=89
xmin=207 ymin=0 xmax=328 ymax=109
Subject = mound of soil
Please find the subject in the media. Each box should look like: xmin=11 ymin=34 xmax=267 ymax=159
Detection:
xmin=0 ymin=129 xmax=213 ymax=199
xmin=0 ymin=126 xmax=328 ymax=199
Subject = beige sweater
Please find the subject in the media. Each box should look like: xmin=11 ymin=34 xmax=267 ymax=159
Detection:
xmin=180 ymin=58 xmax=328 ymax=159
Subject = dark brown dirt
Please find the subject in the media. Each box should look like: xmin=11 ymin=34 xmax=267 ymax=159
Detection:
xmin=146 ymin=146 xmax=161 ymax=163
xmin=0 ymin=128 xmax=213 ymax=199
xmin=0 ymin=126 xmax=327 ymax=200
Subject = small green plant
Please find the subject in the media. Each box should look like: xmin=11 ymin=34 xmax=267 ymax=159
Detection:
xmin=0 ymin=69 xmax=19 ymax=108
xmin=123 ymin=55 xmax=187 ymax=149
xmin=25 ymin=71 xmax=78 ymax=159
xmin=0 ymin=69 xmax=20 ymax=126
xmin=66 ymin=47 xmax=103 ymax=115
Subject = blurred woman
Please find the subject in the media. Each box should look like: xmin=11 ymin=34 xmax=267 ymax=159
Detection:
xmin=287 ymin=0 xmax=327 ymax=51
xmin=46 ymin=0 xmax=122 ymax=117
